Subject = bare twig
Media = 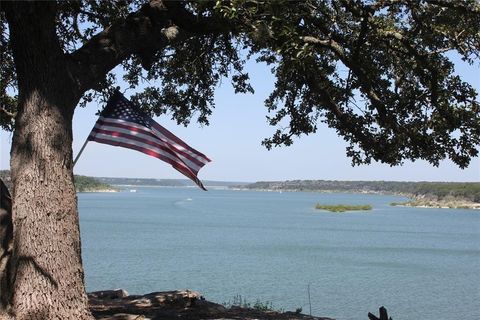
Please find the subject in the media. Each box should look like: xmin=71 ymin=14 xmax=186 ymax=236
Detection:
xmin=0 ymin=108 xmax=16 ymax=119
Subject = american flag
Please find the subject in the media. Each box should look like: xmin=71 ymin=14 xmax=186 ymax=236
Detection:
xmin=88 ymin=91 xmax=211 ymax=190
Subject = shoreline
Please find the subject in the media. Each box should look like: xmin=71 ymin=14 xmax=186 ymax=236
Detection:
xmin=77 ymin=188 xmax=119 ymax=193
xmin=232 ymin=187 xmax=480 ymax=210
xmin=390 ymin=200 xmax=480 ymax=210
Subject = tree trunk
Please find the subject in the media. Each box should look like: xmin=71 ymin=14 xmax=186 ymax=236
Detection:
xmin=0 ymin=179 xmax=12 ymax=315
xmin=9 ymin=91 xmax=92 ymax=320
xmin=4 ymin=2 xmax=93 ymax=319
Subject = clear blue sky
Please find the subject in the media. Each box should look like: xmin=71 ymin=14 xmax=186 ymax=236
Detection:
xmin=1 ymin=57 xmax=479 ymax=182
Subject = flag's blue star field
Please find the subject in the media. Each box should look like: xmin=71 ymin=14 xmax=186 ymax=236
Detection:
xmin=103 ymin=95 xmax=151 ymax=128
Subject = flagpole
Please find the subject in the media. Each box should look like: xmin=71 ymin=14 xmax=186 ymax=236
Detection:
xmin=73 ymin=89 xmax=120 ymax=168
xmin=73 ymin=139 xmax=89 ymax=168
xmin=74 ymin=117 xmax=100 ymax=168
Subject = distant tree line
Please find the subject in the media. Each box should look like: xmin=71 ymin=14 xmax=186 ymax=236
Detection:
xmin=73 ymin=175 xmax=114 ymax=192
xmin=96 ymin=177 xmax=188 ymax=187
xmin=96 ymin=177 xmax=244 ymax=187
xmin=0 ymin=171 xmax=113 ymax=193
xmin=239 ymin=180 xmax=480 ymax=203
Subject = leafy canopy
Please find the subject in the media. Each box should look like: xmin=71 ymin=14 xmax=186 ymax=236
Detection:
xmin=1 ymin=0 xmax=479 ymax=168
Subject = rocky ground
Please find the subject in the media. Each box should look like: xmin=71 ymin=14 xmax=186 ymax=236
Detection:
xmin=89 ymin=289 xmax=335 ymax=320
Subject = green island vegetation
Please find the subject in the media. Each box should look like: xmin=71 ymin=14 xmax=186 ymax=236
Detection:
xmin=1 ymin=170 xmax=115 ymax=193
xmin=315 ymin=204 xmax=372 ymax=213
xmin=235 ymin=180 xmax=480 ymax=209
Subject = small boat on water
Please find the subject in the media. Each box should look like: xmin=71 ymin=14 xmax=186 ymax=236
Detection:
xmin=129 ymin=189 xmax=137 ymax=193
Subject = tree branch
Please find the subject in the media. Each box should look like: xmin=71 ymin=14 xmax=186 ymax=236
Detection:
xmin=0 ymin=107 xmax=16 ymax=119
xmin=70 ymin=0 xmax=231 ymax=93
xmin=163 ymin=1 xmax=232 ymax=34
xmin=368 ymin=0 xmax=479 ymax=13
xmin=70 ymin=0 xmax=173 ymax=92
xmin=72 ymin=14 xmax=88 ymax=43
xmin=300 ymin=35 xmax=387 ymax=122
xmin=4 ymin=2 xmax=63 ymax=84
xmin=425 ymin=0 xmax=480 ymax=14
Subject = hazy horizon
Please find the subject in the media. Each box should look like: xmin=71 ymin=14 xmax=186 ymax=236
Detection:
xmin=76 ymin=175 xmax=480 ymax=184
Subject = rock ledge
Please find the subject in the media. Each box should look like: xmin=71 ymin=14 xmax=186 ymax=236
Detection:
xmin=89 ymin=289 xmax=334 ymax=320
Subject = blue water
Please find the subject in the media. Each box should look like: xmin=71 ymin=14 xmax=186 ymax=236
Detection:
xmin=78 ymin=187 xmax=480 ymax=320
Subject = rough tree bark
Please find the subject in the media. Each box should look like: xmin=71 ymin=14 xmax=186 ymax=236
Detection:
xmin=9 ymin=90 xmax=90 ymax=319
xmin=4 ymin=2 xmax=92 ymax=319
xmin=0 ymin=179 xmax=12 ymax=315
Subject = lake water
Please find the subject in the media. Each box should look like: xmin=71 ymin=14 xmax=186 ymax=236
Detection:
xmin=78 ymin=187 xmax=480 ymax=320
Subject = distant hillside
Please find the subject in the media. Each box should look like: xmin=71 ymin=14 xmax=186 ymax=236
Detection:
xmin=236 ymin=180 xmax=480 ymax=204
xmin=1 ymin=171 xmax=248 ymax=190
xmin=97 ymin=177 xmax=186 ymax=187
xmin=74 ymin=175 xmax=116 ymax=192
xmin=0 ymin=170 xmax=115 ymax=193
xmin=96 ymin=177 xmax=249 ymax=187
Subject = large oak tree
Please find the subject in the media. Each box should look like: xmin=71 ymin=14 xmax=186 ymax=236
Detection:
xmin=0 ymin=0 xmax=479 ymax=318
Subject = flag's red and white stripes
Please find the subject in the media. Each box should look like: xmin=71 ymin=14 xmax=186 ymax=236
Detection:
xmin=88 ymin=117 xmax=210 ymax=190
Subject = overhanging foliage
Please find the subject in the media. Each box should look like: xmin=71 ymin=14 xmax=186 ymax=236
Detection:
xmin=1 ymin=0 xmax=479 ymax=167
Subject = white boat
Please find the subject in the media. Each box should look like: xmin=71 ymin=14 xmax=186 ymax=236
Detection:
xmin=129 ymin=189 xmax=137 ymax=193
